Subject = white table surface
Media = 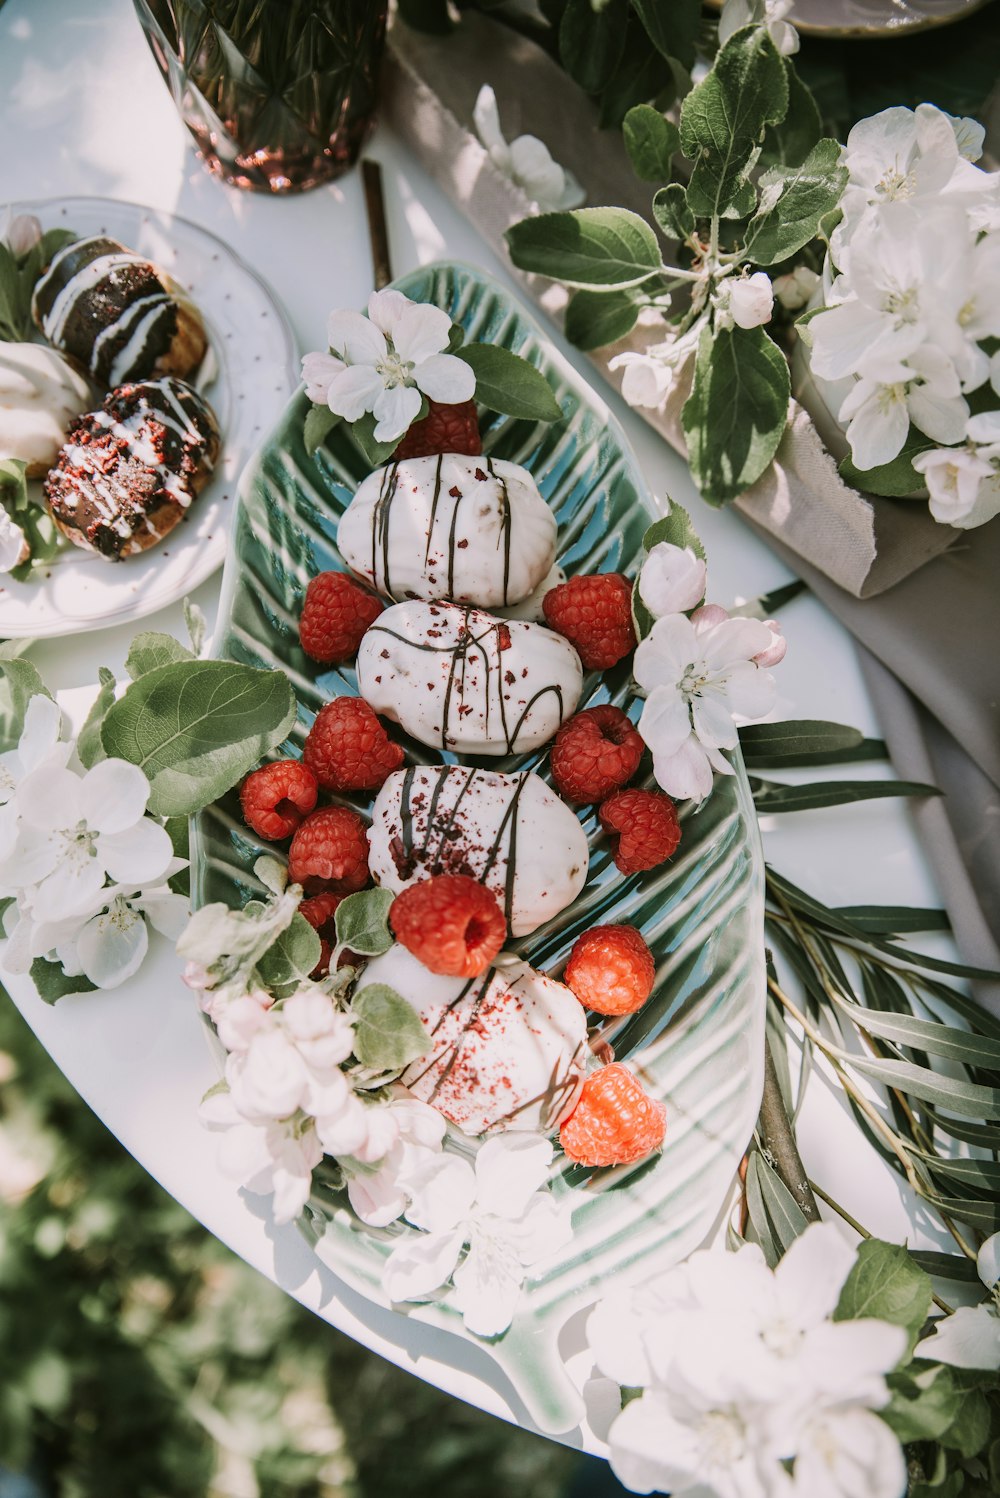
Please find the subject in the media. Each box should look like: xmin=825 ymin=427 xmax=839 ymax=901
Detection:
xmin=0 ymin=0 xmax=966 ymax=1451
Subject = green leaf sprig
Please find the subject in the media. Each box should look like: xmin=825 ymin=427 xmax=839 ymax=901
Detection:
xmin=0 ymin=224 xmax=76 ymax=343
xmin=505 ymin=25 xmax=848 ymax=506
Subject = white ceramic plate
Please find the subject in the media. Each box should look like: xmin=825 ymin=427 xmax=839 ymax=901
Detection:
xmin=1 ymin=195 xmax=299 ymax=638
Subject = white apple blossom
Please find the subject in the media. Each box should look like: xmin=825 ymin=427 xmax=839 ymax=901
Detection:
xmin=717 ymin=272 xmax=775 ymax=331
xmin=301 ymin=288 xmax=476 ymax=444
xmin=912 ymin=445 xmax=1000 ymax=529
xmin=634 ymin=610 xmax=777 ymax=803
xmin=3 ymin=211 xmax=42 ymax=258
xmin=0 ymin=694 xmax=69 ymax=861
xmin=473 ymin=85 xmax=584 ymax=212
xmin=773 ymin=266 xmax=819 ymax=313
xmin=913 ymin=1231 xmax=1000 ymax=1370
xmin=638 ymin=541 xmax=707 ymax=617
xmin=608 ymin=350 xmax=673 ymax=411
xmin=50 ymin=875 xmax=189 ymax=989
xmin=588 ymin=1225 xmax=908 ymax=1498
xmin=345 ymin=1094 xmax=447 ymax=1227
xmin=719 ymin=0 xmax=799 ymax=56
xmin=835 ymin=347 xmax=969 ymax=471
xmin=382 ymin=1134 xmax=572 ymax=1337
xmin=201 ymin=1086 xmax=324 ymax=1226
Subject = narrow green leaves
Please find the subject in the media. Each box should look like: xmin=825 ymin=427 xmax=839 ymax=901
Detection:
xmin=351 ymin=984 xmax=428 ymax=1072
xmin=682 ymin=323 xmax=789 ymax=505
xmin=623 ymin=105 xmax=680 ymax=181
xmin=455 ymin=343 xmax=562 ymax=421
xmin=564 ymin=288 xmax=642 ymax=350
xmin=739 ymin=719 xmax=868 ymax=766
xmin=742 ymin=139 xmax=848 ymax=266
xmin=680 ymin=26 xmax=787 ymax=219
xmin=750 ymin=777 xmax=939 ymax=814
xmin=506 ymin=208 xmax=664 ymax=289
xmin=834 ymin=1238 xmax=932 ymax=1356
xmin=101 ymin=660 xmax=296 ymax=818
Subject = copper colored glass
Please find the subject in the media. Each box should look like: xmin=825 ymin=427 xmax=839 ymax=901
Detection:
xmin=133 ymin=0 xmax=388 ymax=193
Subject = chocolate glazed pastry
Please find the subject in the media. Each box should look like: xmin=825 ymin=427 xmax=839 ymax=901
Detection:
xmin=44 ymin=377 xmax=220 ymax=561
xmin=31 ymin=236 xmax=207 ymax=386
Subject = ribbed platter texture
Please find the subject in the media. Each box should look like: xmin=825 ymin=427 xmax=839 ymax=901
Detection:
xmin=192 ymin=263 xmax=766 ymax=1434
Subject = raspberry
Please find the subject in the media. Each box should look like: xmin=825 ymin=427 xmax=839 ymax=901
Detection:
xmin=288 ymin=807 xmax=370 ymax=894
xmin=599 ymin=788 xmax=681 ymax=875
xmin=300 ymin=892 xmax=344 ymax=979
xmin=560 ymin=1063 xmax=666 ymax=1166
xmin=550 ymin=705 xmax=644 ymax=803
xmin=299 ymin=571 xmax=384 ymax=664
xmin=303 ymin=697 xmax=404 ymax=792
xmin=542 ymin=573 xmax=637 ymax=671
xmin=239 ymin=759 xmax=318 ymax=841
xmin=390 ymin=873 xmax=505 ymax=978
xmin=393 ymin=398 xmax=481 ymax=460
xmin=565 ymin=925 xmax=655 ymax=1016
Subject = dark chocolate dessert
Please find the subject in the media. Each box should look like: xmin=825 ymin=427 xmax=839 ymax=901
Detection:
xmin=44 ymin=377 xmax=220 ymax=560
xmin=32 ymin=236 xmax=207 ymax=386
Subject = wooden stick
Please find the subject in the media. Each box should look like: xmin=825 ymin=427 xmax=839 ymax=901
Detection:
xmin=362 ymin=159 xmax=392 ymax=289
xmin=756 ymin=1037 xmax=822 ymax=1223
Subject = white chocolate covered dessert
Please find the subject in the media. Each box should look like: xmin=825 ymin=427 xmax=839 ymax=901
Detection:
xmin=337 ymin=454 xmax=558 ymax=607
xmin=357 ymin=944 xmax=587 ymax=1134
xmin=370 ymin=765 xmax=588 ymax=936
xmin=0 ymin=341 xmax=91 ymax=476
xmin=356 ymin=600 xmax=583 ymax=755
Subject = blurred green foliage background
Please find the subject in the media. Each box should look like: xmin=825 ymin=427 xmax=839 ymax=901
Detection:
xmin=0 ymin=997 xmax=585 ymax=1497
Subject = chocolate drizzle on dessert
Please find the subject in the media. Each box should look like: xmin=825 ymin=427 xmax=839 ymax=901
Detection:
xmin=368 ymin=456 xmax=516 ymax=605
xmin=33 ymin=237 xmax=183 ymax=385
xmin=44 ymin=377 xmax=219 ymax=560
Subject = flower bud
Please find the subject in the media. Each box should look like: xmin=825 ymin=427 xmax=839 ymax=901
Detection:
xmin=690 ymin=603 xmax=730 ymax=629
xmin=773 ymin=266 xmax=819 ymax=312
xmin=728 ymin=272 xmax=774 ymax=330
xmin=753 ymin=620 xmax=787 ymax=668
xmin=6 ymin=213 xmax=42 ymax=258
xmin=609 ymin=350 xmax=672 ymax=411
xmin=639 ymin=542 xmax=707 ymax=617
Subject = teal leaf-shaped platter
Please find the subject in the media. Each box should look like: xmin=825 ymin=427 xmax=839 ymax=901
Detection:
xmin=191 ymin=262 xmax=765 ymax=1435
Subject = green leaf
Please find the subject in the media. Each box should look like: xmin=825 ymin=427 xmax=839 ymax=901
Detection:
xmin=652 ymin=184 xmax=695 ymax=242
xmin=125 ymin=632 xmax=194 ymax=680
xmin=183 ymin=598 xmax=206 ymax=657
xmin=629 ymin=0 xmax=699 ymax=66
xmin=742 ymin=139 xmax=848 ymax=267
xmin=743 ymin=1153 xmax=780 ymax=1268
xmin=753 ymin=1149 xmax=809 ymax=1249
xmin=761 ymin=57 xmax=823 ymax=168
xmin=333 ymin=888 xmax=395 ymax=958
xmin=564 ymin=287 xmax=642 ymax=351
xmin=30 ymin=957 xmax=98 ymax=1004
xmin=76 ymin=667 xmax=116 ymax=769
xmin=505 ymin=207 xmax=664 ymax=290
xmin=303 ymin=404 xmax=340 ymax=453
xmin=596 ymin=28 xmax=682 ymax=130
xmin=750 ymin=777 xmax=939 ymax=814
xmin=739 ymin=719 xmax=865 ymax=765
xmin=839 ymin=434 xmax=932 ymax=498
xmin=682 ymin=323 xmax=789 ymax=505
xmin=883 ymin=1365 xmax=959 ymax=1445
xmin=0 ymin=641 xmax=53 ymax=730
xmin=851 ymin=1055 xmax=1000 ymax=1119
xmin=622 ymin=105 xmax=680 ymax=181
xmin=833 ymin=1238 xmax=932 ymax=1354
xmin=831 ymin=905 xmax=950 ymax=935
xmin=455 ymin=344 xmax=562 ymax=422
xmin=351 ymin=983 xmax=429 ymax=1072
xmin=351 ymin=412 xmax=400 ymax=470
xmin=100 ymin=659 xmax=297 ymax=818
xmin=256 ymin=912 xmax=321 ymax=998
xmin=680 ymin=27 xmax=787 ymax=219
xmin=560 ymin=0 xmax=628 ymax=93
xmin=396 ymin=0 xmax=454 ymax=33
xmin=942 ymin=1383 xmax=993 ymax=1458
xmin=908 ymin=1250 xmax=982 ymax=1284
xmin=165 ymin=815 xmax=190 ymax=898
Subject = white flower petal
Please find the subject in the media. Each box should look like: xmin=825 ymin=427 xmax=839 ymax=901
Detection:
xmin=633 ymin=613 xmax=698 ymax=692
xmin=98 ymin=817 xmax=174 ymax=886
xmin=0 ymin=510 xmax=26 ymax=572
xmin=652 ymin=735 xmax=716 ymax=803
xmin=473 ymin=84 xmax=508 ymax=158
xmin=639 ymin=544 xmax=707 ymax=618
xmin=326 ymin=308 xmax=386 ymax=364
xmin=326 ymin=364 xmax=385 ymax=422
xmin=383 ymin=1227 xmax=466 ymax=1303
xmin=914 ymin=1304 xmax=1000 ymax=1370
xmin=17 ymin=764 xmax=82 ymax=831
xmin=81 ymin=759 xmax=151 ymax=833
xmin=372 ymin=382 xmax=422 ymax=443
xmin=367 ymin=288 xmax=414 ymax=337
xmin=474 ymin=1134 xmax=554 ymax=1218
xmin=723 ymin=661 xmax=776 ymax=721
xmin=412 ymin=352 xmax=477 ymax=405
xmin=136 ymin=887 xmax=190 ymax=939
xmin=587 ymin=1292 xmax=656 ymax=1387
xmin=404 ymin=1152 xmax=476 ymax=1234
xmin=451 ymin=1239 xmax=524 ymax=1337
xmin=638 ymin=687 xmax=692 ymax=760
xmin=978 ymin=1231 xmax=1000 ymax=1293
xmin=791 ymin=1408 xmax=906 ymax=1498
xmin=74 ymin=902 xmax=149 ymax=988
xmin=392 ymin=302 xmax=452 ymax=365
xmin=773 ymin=1222 xmax=857 ymax=1328
xmin=301 ymin=349 xmax=345 ymax=404
xmin=501 ymin=1192 xmax=573 ymax=1266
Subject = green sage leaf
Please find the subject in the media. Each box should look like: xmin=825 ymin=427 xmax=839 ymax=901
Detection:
xmin=652 ymin=184 xmax=695 ymax=242
xmin=682 ymin=323 xmax=789 ymax=505
xmin=125 ymin=632 xmax=194 ymax=680
xmin=30 ymin=957 xmax=98 ymax=1005
xmin=623 ymin=105 xmax=680 ymax=181
xmin=100 ymin=659 xmax=297 ymax=818
xmin=256 ymin=912 xmax=322 ymax=998
xmin=455 ymin=343 xmax=562 ymax=421
xmin=303 ymin=404 xmax=340 ymax=453
xmin=742 ymin=139 xmax=848 ymax=267
xmin=833 ymin=1238 xmax=932 ymax=1354
xmin=333 ymin=888 xmax=395 ymax=958
xmin=506 ymin=207 xmax=663 ymax=290
xmin=738 ymin=719 xmax=866 ymax=765
xmin=560 ymin=0 xmax=628 ymax=93
xmin=564 ymin=287 xmax=642 ymax=351
xmin=839 ymin=436 xmax=932 ymax=498
xmin=629 ymin=0 xmax=699 ymax=66
xmin=352 ymin=412 xmax=402 ymax=470
xmin=351 ymin=983 xmax=429 ymax=1071
xmin=833 ymin=905 xmax=950 ymax=935
xmin=0 ymin=642 xmax=53 ymax=733
xmin=850 ymin=1057 xmax=1000 ymax=1120
xmin=76 ymin=667 xmax=116 ymax=769
xmin=883 ymin=1365 xmax=959 ymax=1445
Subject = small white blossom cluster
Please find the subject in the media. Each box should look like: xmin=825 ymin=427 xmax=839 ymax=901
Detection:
xmin=633 ymin=538 xmax=784 ymax=802
xmin=301 ymin=288 xmax=476 ymax=445
xmin=808 ymin=104 xmax=1000 ymax=527
xmin=588 ymin=1224 xmax=908 ymax=1498
xmin=473 ymin=85 xmax=584 ymax=213
xmin=0 ymin=695 xmax=186 ymax=989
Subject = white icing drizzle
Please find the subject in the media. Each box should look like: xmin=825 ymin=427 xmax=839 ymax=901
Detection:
xmin=42 ymin=245 xmax=149 ymax=347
